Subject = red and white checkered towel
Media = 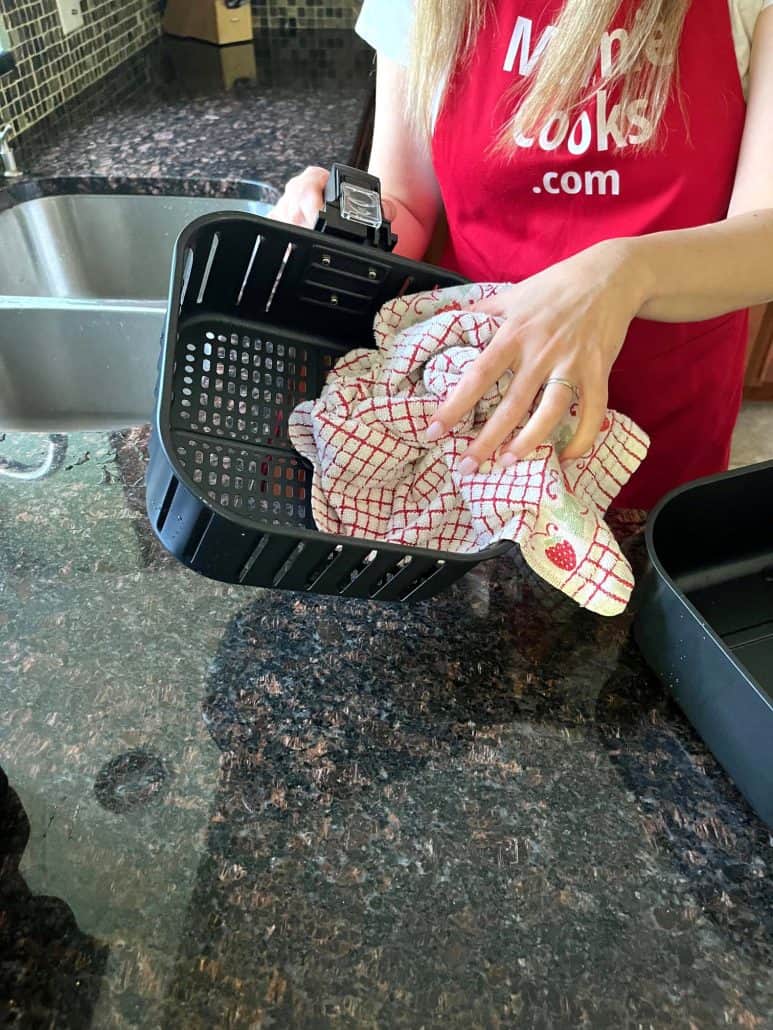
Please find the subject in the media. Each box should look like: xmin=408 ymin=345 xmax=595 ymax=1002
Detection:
xmin=289 ymin=283 xmax=650 ymax=615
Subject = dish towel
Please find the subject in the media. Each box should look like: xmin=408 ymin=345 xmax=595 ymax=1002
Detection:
xmin=288 ymin=283 xmax=650 ymax=615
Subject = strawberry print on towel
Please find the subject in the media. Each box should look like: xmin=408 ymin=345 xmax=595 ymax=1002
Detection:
xmin=288 ymin=284 xmax=650 ymax=615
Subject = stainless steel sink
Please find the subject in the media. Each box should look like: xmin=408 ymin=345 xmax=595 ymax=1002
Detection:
xmin=0 ymin=189 xmax=275 ymax=432
xmin=0 ymin=300 xmax=165 ymax=432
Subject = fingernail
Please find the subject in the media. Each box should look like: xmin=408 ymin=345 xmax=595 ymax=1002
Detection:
xmin=425 ymin=420 xmax=445 ymax=442
xmin=459 ymin=456 xmax=479 ymax=476
xmin=499 ymin=452 xmax=517 ymax=468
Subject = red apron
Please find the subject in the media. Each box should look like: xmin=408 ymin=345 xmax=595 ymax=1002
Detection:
xmin=431 ymin=0 xmax=748 ymax=509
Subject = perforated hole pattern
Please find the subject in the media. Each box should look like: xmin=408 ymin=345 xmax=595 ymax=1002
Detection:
xmin=173 ymin=433 xmax=314 ymax=528
xmin=172 ymin=325 xmax=337 ymax=448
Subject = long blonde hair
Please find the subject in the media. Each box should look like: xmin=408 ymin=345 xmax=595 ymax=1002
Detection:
xmin=407 ymin=0 xmax=691 ymax=145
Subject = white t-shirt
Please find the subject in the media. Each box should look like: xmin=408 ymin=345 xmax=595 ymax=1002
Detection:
xmin=356 ymin=0 xmax=773 ymax=98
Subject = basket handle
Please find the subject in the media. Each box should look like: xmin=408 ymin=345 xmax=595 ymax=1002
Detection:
xmin=314 ymin=164 xmax=398 ymax=253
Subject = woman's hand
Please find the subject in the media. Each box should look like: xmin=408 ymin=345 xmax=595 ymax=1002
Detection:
xmin=269 ymin=165 xmax=397 ymax=229
xmin=426 ymin=240 xmax=650 ymax=472
xmin=268 ymin=165 xmax=330 ymax=228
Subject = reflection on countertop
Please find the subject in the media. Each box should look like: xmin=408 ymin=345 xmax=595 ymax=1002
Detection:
xmin=13 ymin=29 xmax=375 ymax=193
xmin=0 ymin=426 xmax=772 ymax=1027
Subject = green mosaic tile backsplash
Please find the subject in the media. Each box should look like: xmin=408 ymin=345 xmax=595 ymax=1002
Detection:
xmin=0 ymin=1 xmax=161 ymax=137
xmin=0 ymin=1 xmax=365 ymax=141
xmin=252 ymin=1 xmax=363 ymax=30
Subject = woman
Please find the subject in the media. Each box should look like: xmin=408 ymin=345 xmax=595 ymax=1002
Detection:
xmin=271 ymin=0 xmax=773 ymax=509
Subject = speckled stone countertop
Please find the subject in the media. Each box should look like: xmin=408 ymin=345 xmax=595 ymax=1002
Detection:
xmin=13 ymin=28 xmax=375 ymax=194
xmin=2 ymin=29 xmax=773 ymax=1030
xmin=1 ymin=428 xmax=772 ymax=1029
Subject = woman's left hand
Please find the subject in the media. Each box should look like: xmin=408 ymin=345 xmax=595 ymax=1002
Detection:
xmin=426 ymin=239 xmax=649 ymax=472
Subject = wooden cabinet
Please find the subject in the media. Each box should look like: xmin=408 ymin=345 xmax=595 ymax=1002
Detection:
xmin=745 ymin=303 xmax=773 ymax=401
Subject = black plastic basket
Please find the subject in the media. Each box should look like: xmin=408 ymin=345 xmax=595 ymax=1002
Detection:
xmin=146 ymin=166 xmax=510 ymax=601
xmin=634 ymin=459 xmax=773 ymax=825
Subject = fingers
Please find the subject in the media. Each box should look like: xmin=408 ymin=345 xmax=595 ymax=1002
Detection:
xmin=426 ymin=320 xmax=514 ymax=442
xmin=269 ymin=194 xmax=310 ymax=228
xmin=269 ymin=170 xmax=399 ymax=231
xmin=382 ymin=198 xmax=397 ymax=223
xmin=456 ymin=371 xmax=543 ymax=473
xmin=453 ymin=371 xmax=610 ymax=475
xmin=560 ymin=380 xmax=608 ymax=459
xmin=499 ymin=379 xmax=574 ymax=465
xmin=268 ymin=166 xmax=329 ymax=228
xmin=467 ymin=294 xmax=506 ymax=317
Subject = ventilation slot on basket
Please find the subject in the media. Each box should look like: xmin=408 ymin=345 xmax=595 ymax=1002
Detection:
xmin=265 ymin=242 xmax=296 ymax=313
xmin=171 ymin=324 xmax=334 ymax=449
xmin=341 ymin=550 xmax=403 ymax=598
xmin=371 ymin=555 xmax=436 ymax=600
xmin=306 ymin=544 xmax=371 ymax=594
xmin=238 ymin=533 xmax=269 ymax=583
xmin=154 ymin=478 xmax=178 ymax=533
xmin=350 ymin=555 xmax=449 ymax=601
xmin=172 ymin=433 xmax=314 ymax=527
xmin=345 ymin=550 xmax=378 ymax=585
xmin=373 ymin=555 xmax=411 ymax=592
xmin=181 ymin=509 xmax=214 ymax=563
xmin=179 ymin=247 xmax=194 ymax=310
xmin=304 ymin=543 xmax=345 ymax=588
xmin=272 ymin=541 xmax=346 ymax=592
xmin=272 ymin=541 xmax=307 ymax=587
xmin=402 ymin=559 xmax=448 ymax=601
xmin=413 ymin=559 xmax=445 ymax=589
xmin=196 ymin=233 xmax=220 ymax=305
xmin=395 ymin=276 xmax=414 ymax=298
xmin=237 ymin=233 xmax=263 ymax=306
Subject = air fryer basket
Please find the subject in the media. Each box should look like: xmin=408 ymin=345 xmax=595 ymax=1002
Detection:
xmin=146 ymin=166 xmax=511 ymax=601
xmin=635 ymin=459 xmax=773 ymax=825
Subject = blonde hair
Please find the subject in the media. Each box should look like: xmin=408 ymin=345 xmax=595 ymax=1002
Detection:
xmin=407 ymin=0 xmax=691 ymax=146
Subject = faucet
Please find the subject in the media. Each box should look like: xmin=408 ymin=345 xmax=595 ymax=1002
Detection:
xmin=0 ymin=123 xmax=22 ymax=177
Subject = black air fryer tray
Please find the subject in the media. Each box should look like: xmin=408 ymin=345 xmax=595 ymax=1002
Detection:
xmin=146 ymin=165 xmax=510 ymax=602
xmin=635 ymin=459 xmax=773 ymax=825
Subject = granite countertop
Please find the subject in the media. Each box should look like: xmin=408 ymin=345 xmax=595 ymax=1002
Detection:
xmin=2 ymin=28 xmax=773 ymax=1030
xmin=12 ymin=28 xmax=375 ymax=195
